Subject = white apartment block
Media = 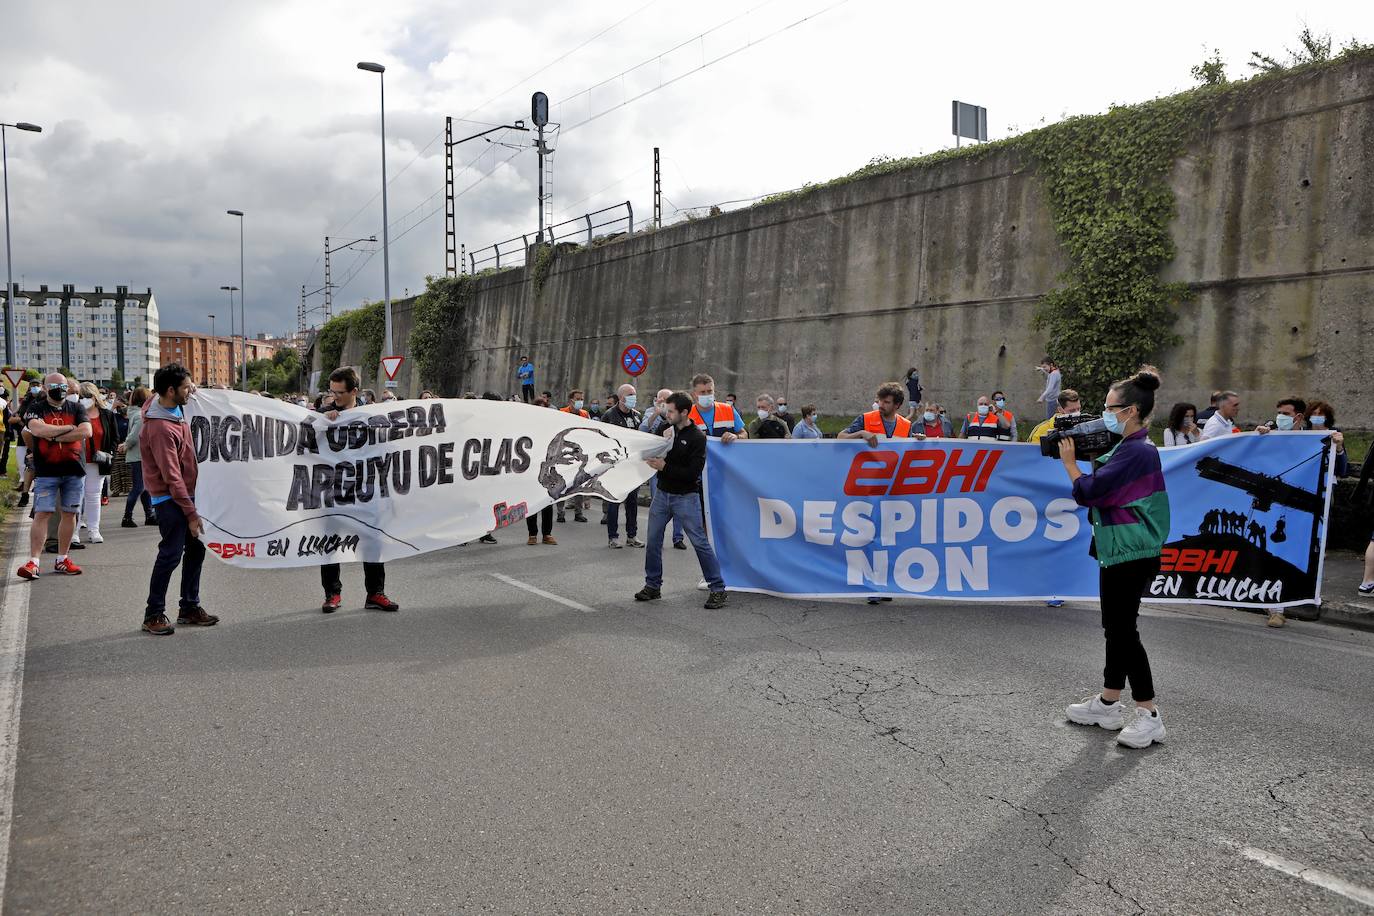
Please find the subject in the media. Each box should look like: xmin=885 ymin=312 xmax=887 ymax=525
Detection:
xmin=4 ymin=283 xmax=160 ymax=385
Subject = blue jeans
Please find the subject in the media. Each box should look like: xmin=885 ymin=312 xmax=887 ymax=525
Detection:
xmin=607 ymin=486 xmax=639 ymax=540
xmin=145 ymin=500 xmax=205 ymax=619
xmin=644 ymin=489 xmax=724 ymax=591
xmin=32 ymin=475 xmax=84 ymax=514
xmin=646 ymin=478 xmax=683 ymax=543
xmin=124 ymin=461 xmax=153 ymax=520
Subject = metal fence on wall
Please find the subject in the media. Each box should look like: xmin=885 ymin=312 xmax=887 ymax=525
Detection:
xmin=468 ymin=201 xmax=633 ymax=274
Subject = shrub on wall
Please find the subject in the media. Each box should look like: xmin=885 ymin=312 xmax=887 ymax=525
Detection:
xmin=410 ymin=274 xmax=476 ymax=395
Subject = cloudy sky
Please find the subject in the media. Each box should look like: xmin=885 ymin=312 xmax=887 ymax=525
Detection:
xmin=1 ymin=0 xmax=1366 ymax=339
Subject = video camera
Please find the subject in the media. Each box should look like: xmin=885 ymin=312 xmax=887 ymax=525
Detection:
xmin=1038 ymin=413 xmax=1121 ymax=462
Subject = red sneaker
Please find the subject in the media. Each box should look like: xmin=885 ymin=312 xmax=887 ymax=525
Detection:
xmin=16 ymin=561 xmax=39 ymax=580
xmin=365 ymin=593 xmax=400 ymax=612
xmin=54 ymin=559 xmax=83 ymax=575
xmin=321 ymin=593 xmax=342 ymax=614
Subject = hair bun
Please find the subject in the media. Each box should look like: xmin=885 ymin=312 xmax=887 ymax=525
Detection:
xmin=1132 ymin=365 xmax=1162 ymax=392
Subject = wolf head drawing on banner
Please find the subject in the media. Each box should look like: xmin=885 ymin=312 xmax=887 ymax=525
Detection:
xmin=538 ymin=427 xmax=631 ymax=501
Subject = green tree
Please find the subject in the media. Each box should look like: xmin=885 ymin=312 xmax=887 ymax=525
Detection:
xmin=1190 ymin=48 xmax=1227 ymax=86
xmin=110 ymin=368 xmax=126 ymax=390
xmin=1249 ymin=26 xmax=1333 ymax=72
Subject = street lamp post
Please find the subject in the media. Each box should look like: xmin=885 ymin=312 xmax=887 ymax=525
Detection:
xmin=220 ymin=285 xmax=237 ymax=389
xmin=226 ymin=209 xmax=246 ymax=390
xmin=207 ymin=313 xmax=215 ymax=385
xmin=1 ymin=120 xmax=42 ymax=366
xmin=357 ymin=62 xmax=393 ymax=381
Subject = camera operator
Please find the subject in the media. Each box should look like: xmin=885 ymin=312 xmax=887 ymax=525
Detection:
xmin=1058 ymin=367 xmax=1171 ymax=749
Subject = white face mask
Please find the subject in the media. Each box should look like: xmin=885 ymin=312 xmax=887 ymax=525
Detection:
xmin=79 ymin=397 xmax=94 ymax=410
xmin=871 ymin=402 xmax=881 ymax=412
xmin=66 ymin=393 xmax=80 ymax=404
xmin=977 ymin=404 xmax=990 ymax=416
xmin=757 ymin=408 xmax=770 ymax=419
xmin=624 ymin=395 xmax=637 ymax=409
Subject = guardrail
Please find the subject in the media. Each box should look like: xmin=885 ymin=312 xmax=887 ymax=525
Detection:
xmin=468 ymin=201 xmax=633 ymax=273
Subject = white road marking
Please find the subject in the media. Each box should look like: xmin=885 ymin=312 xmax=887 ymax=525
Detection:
xmin=1231 ymin=844 xmax=1374 ymax=908
xmin=0 ymin=521 xmax=33 ymax=908
xmin=490 ymin=573 xmax=597 ymax=613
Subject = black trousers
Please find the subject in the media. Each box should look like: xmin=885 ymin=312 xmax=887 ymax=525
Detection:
xmin=526 ymin=505 xmax=554 ymax=537
xmin=145 ymin=501 xmax=205 ymax=618
xmin=521 ymin=384 xmax=535 ymax=403
xmin=1099 ymin=555 xmax=1161 ymax=702
xmin=321 ymin=562 xmax=385 ymax=597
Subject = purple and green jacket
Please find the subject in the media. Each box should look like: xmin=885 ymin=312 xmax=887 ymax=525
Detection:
xmin=1071 ymin=428 xmax=1170 ymax=568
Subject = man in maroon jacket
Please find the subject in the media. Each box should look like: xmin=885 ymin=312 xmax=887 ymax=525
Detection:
xmin=139 ymin=363 xmax=219 ymax=636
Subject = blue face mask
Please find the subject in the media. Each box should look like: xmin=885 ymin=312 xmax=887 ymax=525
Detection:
xmin=1102 ymin=406 xmax=1127 ymax=434
xmin=1309 ymin=415 xmax=1327 ymax=427
xmin=995 ymin=398 xmax=1006 ymax=409
xmin=624 ymin=395 xmax=637 ymax=409
xmin=574 ymin=400 xmax=584 ymax=410
xmin=923 ymin=411 xmax=936 ymax=422
xmin=697 ymin=394 xmax=714 ymax=409
xmin=1274 ymin=413 xmax=1294 ymax=431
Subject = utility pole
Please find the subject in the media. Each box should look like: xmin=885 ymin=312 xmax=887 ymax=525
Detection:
xmin=653 ymin=147 xmax=662 ymax=230
xmin=532 ymin=92 xmax=549 ymax=243
xmin=445 ymin=117 xmax=456 ymax=277
xmin=323 ymin=236 xmax=333 ymax=321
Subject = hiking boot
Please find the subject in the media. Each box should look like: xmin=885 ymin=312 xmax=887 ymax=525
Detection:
xmin=177 ymin=606 xmax=220 ymax=626
xmin=626 ymin=537 xmax=645 ymax=548
xmin=479 ymin=533 xmax=497 ymax=545
xmin=542 ymin=536 xmax=558 ymax=546
xmin=55 ymin=558 xmax=83 ymax=575
xmin=366 ymin=593 xmax=401 ymax=612
xmin=16 ymin=561 xmax=39 ymax=580
xmin=527 ymin=536 xmax=538 ymax=546
xmin=142 ymin=615 xmax=175 ymax=636
xmin=704 ymin=590 xmax=728 ymax=610
xmin=121 ymin=517 xmax=138 ymax=529
xmin=634 ymin=586 xmax=661 ymax=601
xmin=321 ymin=593 xmax=342 ymax=613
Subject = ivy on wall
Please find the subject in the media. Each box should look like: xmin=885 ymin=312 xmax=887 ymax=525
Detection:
xmin=409 ymin=274 xmax=476 ymax=395
xmin=314 ymin=300 xmax=386 ymax=388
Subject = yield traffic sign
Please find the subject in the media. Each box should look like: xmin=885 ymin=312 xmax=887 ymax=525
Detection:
xmin=381 ymin=356 xmax=404 ymax=380
xmin=2 ymin=368 xmax=26 ymax=390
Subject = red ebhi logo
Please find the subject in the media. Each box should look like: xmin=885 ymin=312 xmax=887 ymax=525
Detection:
xmin=842 ymin=448 xmax=1003 ymax=497
xmin=492 ymin=501 xmax=529 ymax=529
xmin=208 ymin=542 xmax=256 ymax=559
xmin=1160 ymin=548 xmax=1238 ymax=574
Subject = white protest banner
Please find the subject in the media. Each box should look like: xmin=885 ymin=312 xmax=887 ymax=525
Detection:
xmin=186 ymin=390 xmax=668 ymax=567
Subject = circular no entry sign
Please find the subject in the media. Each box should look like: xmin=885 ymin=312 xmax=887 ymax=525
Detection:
xmin=620 ymin=343 xmax=648 ymax=377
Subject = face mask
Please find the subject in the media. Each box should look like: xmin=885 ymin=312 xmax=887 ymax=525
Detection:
xmin=777 ymin=403 xmax=787 ymax=412
xmin=804 ymin=415 xmax=815 ymax=424
xmin=757 ymin=409 xmax=770 ymax=420
xmin=697 ymin=394 xmax=714 ymax=409
xmin=66 ymin=393 xmax=80 ymax=404
xmin=574 ymin=400 xmax=584 ymax=410
xmin=79 ymin=397 xmax=94 ymax=410
xmin=977 ymin=404 xmax=990 ymax=417
xmin=871 ymin=402 xmax=880 ymax=412
xmin=995 ymin=399 xmax=1006 ymax=409
xmin=1309 ymin=415 xmax=1327 ymax=427
xmin=1103 ymin=407 xmax=1126 ymax=434
xmin=923 ymin=411 xmax=936 ymax=422
xmin=48 ymin=386 xmax=67 ymax=400
xmin=1274 ymin=414 xmax=1294 ymax=431
xmin=624 ymin=395 xmax=637 ymax=409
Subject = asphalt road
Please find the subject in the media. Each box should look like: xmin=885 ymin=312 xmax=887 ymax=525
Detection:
xmin=2 ymin=511 xmax=1372 ymax=914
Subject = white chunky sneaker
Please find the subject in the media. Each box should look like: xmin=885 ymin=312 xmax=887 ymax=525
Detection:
xmin=1117 ymin=707 xmax=1166 ymax=748
xmin=697 ymin=579 xmax=709 ymax=591
xmin=1065 ymin=695 xmax=1125 ymax=730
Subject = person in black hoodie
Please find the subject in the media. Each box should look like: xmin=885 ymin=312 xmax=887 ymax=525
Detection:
xmin=634 ymin=392 xmax=727 ymax=609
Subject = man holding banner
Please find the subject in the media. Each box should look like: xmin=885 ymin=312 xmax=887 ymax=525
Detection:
xmin=318 ymin=368 xmax=399 ymax=614
xmin=837 ymin=382 xmax=912 ymax=444
xmin=636 ymin=392 xmax=727 ymax=609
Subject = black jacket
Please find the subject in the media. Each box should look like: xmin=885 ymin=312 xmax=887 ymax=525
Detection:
xmin=600 ymin=405 xmax=642 ymax=431
xmin=657 ymin=423 xmax=707 ymax=494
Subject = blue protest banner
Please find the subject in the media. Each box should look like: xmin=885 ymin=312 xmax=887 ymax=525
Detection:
xmin=702 ymin=433 xmax=1335 ymax=609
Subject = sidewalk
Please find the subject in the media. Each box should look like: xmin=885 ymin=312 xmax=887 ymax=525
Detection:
xmin=1318 ymin=547 xmax=1374 ymax=631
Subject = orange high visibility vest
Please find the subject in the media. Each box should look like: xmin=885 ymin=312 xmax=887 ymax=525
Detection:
xmin=863 ymin=410 xmax=911 ymax=438
xmin=688 ymin=401 xmax=738 ymax=435
xmin=559 ymin=406 xmax=590 ymax=418
xmin=965 ymin=412 xmax=1008 ymax=440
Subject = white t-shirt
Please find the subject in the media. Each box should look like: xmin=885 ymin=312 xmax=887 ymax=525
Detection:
xmin=1200 ymin=412 xmax=1236 ymax=441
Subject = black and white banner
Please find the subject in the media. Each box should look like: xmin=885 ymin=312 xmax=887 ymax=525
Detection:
xmin=187 ymin=390 xmax=667 ymax=567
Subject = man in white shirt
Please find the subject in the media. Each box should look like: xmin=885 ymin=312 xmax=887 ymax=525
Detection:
xmin=1200 ymin=390 xmax=1240 ymax=440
